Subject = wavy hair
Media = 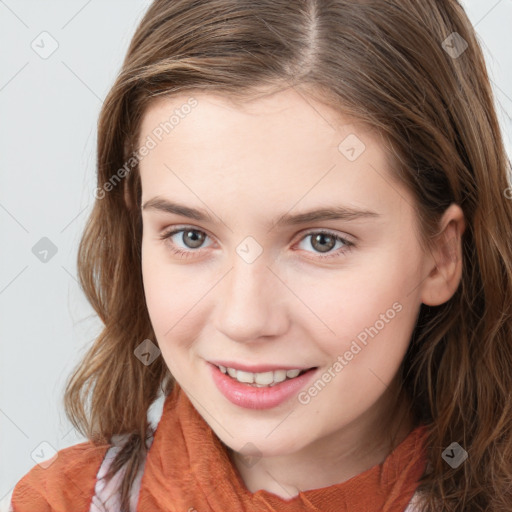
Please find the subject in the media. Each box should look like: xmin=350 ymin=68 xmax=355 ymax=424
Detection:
xmin=63 ymin=1 xmax=512 ymax=510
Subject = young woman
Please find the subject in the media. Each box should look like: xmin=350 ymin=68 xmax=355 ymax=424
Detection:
xmin=7 ymin=0 xmax=512 ymax=511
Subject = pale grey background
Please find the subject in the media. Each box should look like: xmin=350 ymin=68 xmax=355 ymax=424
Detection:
xmin=0 ymin=0 xmax=511 ymax=501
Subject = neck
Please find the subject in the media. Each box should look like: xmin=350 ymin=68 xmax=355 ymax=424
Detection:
xmin=228 ymin=381 xmax=416 ymax=499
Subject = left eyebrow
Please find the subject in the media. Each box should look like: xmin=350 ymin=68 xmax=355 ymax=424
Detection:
xmin=141 ymin=197 xmax=380 ymax=227
xmin=273 ymin=206 xmax=380 ymax=227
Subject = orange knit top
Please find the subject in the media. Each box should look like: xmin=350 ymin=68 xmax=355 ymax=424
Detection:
xmin=10 ymin=384 xmax=428 ymax=511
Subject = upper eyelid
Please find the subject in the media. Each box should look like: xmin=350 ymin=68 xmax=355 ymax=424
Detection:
xmin=162 ymin=225 xmax=215 ymax=243
xmin=161 ymin=225 xmax=354 ymax=247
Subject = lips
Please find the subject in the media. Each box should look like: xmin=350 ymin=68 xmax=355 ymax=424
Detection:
xmin=208 ymin=362 xmax=319 ymax=409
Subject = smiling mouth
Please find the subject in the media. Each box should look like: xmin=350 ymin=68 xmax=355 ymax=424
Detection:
xmin=215 ymin=364 xmax=317 ymax=388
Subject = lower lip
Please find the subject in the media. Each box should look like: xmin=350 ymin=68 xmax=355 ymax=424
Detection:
xmin=209 ymin=363 xmax=318 ymax=410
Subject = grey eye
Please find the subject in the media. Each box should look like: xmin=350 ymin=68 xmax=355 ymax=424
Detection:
xmin=181 ymin=229 xmax=206 ymax=249
xmin=309 ymin=233 xmax=336 ymax=253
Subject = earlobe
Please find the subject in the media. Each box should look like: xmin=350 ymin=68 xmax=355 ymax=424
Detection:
xmin=420 ymin=204 xmax=466 ymax=307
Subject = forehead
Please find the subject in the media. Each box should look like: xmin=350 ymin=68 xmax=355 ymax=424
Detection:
xmin=139 ymin=87 xmax=377 ymax=142
xmin=137 ymin=88 xmax=389 ymax=174
xmin=136 ymin=88 xmax=409 ymax=223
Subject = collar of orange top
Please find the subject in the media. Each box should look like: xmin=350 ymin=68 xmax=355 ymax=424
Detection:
xmin=137 ymin=383 xmax=428 ymax=512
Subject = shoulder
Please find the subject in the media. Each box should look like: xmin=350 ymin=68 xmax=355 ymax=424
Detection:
xmin=7 ymin=390 xmax=168 ymax=512
xmin=9 ymin=441 xmax=110 ymax=512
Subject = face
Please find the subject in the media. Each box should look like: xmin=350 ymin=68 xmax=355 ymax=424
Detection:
xmin=138 ymin=87 xmax=431 ymax=457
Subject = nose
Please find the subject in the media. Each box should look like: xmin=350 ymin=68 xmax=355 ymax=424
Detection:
xmin=213 ymin=254 xmax=289 ymax=343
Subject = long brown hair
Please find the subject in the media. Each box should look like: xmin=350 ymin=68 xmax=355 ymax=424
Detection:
xmin=64 ymin=1 xmax=512 ymax=510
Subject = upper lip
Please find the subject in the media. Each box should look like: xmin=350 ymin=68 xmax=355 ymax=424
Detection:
xmin=209 ymin=360 xmax=316 ymax=373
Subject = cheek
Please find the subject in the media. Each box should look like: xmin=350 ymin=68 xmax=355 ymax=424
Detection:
xmin=142 ymin=245 xmax=170 ymax=328
xmin=296 ymin=271 xmax=419 ymax=416
xmin=291 ymin=253 xmax=422 ymax=369
xmin=141 ymin=244 xmax=205 ymax=343
xmin=141 ymin=260 xmax=204 ymax=381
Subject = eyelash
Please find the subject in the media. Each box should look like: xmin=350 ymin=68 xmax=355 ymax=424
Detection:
xmin=158 ymin=226 xmax=355 ymax=261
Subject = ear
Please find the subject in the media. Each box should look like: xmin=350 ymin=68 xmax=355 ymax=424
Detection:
xmin=420 ymin=203 xmax=466 ymax=306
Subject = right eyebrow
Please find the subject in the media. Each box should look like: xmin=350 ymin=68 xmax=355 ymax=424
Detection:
xmin=141 ymin=197 xmax=215 ymax=222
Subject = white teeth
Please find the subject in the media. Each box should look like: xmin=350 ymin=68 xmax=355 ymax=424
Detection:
xmin=218 ymin=365 xmax=308 ymax=387
xmin=254 ymin=371 xmax=274 ymax=385
xmin=236 ymin=370 xmax=254 ymax=383
xmin=273 ymin=370 xmax=287 ymax=383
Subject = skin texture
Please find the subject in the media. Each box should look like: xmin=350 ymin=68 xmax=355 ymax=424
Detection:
xmin=138 ymin=87 xmax=465 ymax=499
